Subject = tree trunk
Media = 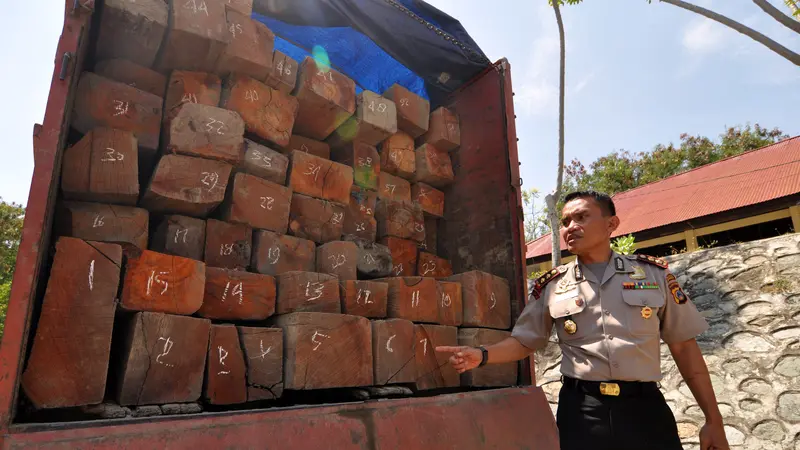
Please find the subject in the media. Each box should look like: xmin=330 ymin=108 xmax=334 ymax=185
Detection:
xmin=753 ymin=0 xmax=800 ymax=34
xmin=548 ymin=0 xmax=567 ymax=268
xmin=660 ymin=0 xmax=800 ymax=66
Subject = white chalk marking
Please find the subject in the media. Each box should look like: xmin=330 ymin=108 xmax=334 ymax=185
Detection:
xmin=156 ymin=337 xmax=174 ymax=367
xmin=217 ymin=346 xmax=230 ymax=375
xmin=88 ymin=260 xmax=95 ymax=291
xmin=386 ymin=334 xmax=396 ymax=353
xmin=174 ymin=228 xmax=189 ymax=244
xmin=312 ymin=330 xmax=330 ymax=351
xmin=305 ymin=281 xmax=324 ymax=301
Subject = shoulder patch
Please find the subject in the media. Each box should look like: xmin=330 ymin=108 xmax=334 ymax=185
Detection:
xmin=532 ymin=265 xmax=568 ymax=300
xmin=635 ymin=254 xmax=668 ymax=269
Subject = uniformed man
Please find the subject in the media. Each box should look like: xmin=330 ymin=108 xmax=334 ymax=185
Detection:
xmin=437 ymin=191 xmax=730 ymax=450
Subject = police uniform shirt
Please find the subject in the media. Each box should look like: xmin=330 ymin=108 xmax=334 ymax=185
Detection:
xmin=512 ymin=253 xmax=708 ymax=382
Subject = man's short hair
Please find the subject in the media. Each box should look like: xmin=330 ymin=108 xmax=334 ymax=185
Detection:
xmin=564 ymin=190 xmax=616 ymax=217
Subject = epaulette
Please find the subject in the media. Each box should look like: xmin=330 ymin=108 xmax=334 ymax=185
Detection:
xmin=633 ymin=254 xmax=668 ymax=269
xmin=532 ymin=265 xmax=568 ymax=300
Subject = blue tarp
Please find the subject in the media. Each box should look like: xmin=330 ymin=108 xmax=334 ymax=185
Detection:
xmin=252 ymin=0 xmax=490 ymax=107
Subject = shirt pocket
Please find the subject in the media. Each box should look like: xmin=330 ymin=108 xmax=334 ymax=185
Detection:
xmin=548 ymin=294 xmax=587 ymax=341
xmin=621 ymin=290 xmax=665 ymax=336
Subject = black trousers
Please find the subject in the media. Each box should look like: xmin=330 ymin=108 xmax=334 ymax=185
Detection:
xmin=556 ymin=378 xmax=683 ymax=450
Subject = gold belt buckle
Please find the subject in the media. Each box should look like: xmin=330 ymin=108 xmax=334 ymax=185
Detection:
xmin=599 ymin=382 xmax=620 ymax=396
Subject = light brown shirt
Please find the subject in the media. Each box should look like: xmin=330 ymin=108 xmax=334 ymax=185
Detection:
xmin=512 ymin=252 xmax=708 ymax=382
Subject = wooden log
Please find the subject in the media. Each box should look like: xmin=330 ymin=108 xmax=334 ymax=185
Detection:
xmin=281 ymin=135 xmax=330 ymax=160
xmin=72 ymin=72 xmax=163 ymax=156
xmin=120 ymin=249 xmax=205 ymax=314
xmin=371 ymin=319 xmax=416 ymax=385
xmin=164 ymin=103 xmax=245 ymax=165
xmin=448 ymin=271 xmax=511 ymax=330
xmin=414 ymin=324 xmax=458 ymax=390
xmin=383 ymin=84 xmax=430 ymax=138
xmin=413 ymin=144 xmax=454 ymax=188
xmin=237 ymin=327 xmax=284 ymax=401
xmin=270 ymin=312 xmax=372 ymax=389
xmin=344 ymin=237 xmax=393 ymax=279
xmin=94 ymin=59 xmax=167 ymax=97
xmin=220 ymin=75 xmax=299 ymax=148
xmin=327 ymin=91 xmax=397 ymax=147
xmin=421 ymin=216 xmax=437 ymax=253
xmin=196 ymin=267 xmax=276 ymax=320
xmin=156 ymin=0 xmax=229 ymax=73
xmin=239 ymin=139 xmax=288 ymax=185
xmin=225 ymin=0 xmax=253 ymax=15
xmin=150 ymin=215 xmax=206 ymax=260
xmin=292 ymin=57 xmax=356 ymax=140
xmin=340 ymin=280 xmax=388 ymax=318
xmin=216 ymin=10 xmax=273 ymax=80
xmin=436 ymin=281 xmax=463 ymax=327
xmin=330 ymin=142 xmax=380 ymax=191
xmin=205 ymin=325 xmax=247 ymax=405
xmin=95 ymin=0 xmax=167 ymax=68
xmin=342 ymin=186 xmax=378 ymax=242
xmin=116 ymin=312 xmax=211 ymax=406
xmin=377 ymin=172 xmax=411 ymax=203
xmin=375 ymin=199 xmax=425 ymax=243
xmin=264 ymin=50 xmax=297 ymax=94
xmin=163 ymin=71 xmax=222 ymax=125
xmin=204 ymin=219 xmax=252 ymax=270
xmin=342 ymin=216 xmax=377 ymax=243
xmin=21 ymin=237 xmax=121 ymax=409
xmin=140 ymin=154 xmax=232 ymax=217
xmin=346 ymin=185 xmax=377 ymax=218
xmin=380 ymin=237 xmax=418 ymax=277
xmin=417 ymin=252 xmax=452 ymax=278
xmin=288 ymin=193 xmax=346 ymax=244
xmin=55 ymin=201 xmax=148 ymax=254
xmin=412 ymin=182 xmax=444 ymax=218
xmin=220 ymin=173 xmax=291 ymax=233
xmin=378 ymin=277 xmax=438 ymax=323
xmin=418 ymin=106 xmax=460 ymax=152
xmin=252 ymin=230 xmax=315 ymax=276
xmin=288 ymin=151 xmax=353 ymax=205
xmin=380 ymin=131 xmax=416 ymax=180
xmin=276 ymin=271 xmax=340 ymax=314
xmin=458 ymin=329 xmax=517 ymax=387
xmin=316 ymin=241 xmax=358 ymax=281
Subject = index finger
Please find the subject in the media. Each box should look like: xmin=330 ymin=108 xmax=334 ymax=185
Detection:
xmin=435 ymin=346 xmax=468 ymax=354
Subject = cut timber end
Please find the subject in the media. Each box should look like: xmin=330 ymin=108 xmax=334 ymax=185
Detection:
xmin=237 ymin=327 xmax=283 ymax=401
xmin=116 ymin=312 xmax=211 ymax=406
xmin=54 ymin=201 xmax=148 ymax=254
xmin=163 ymin=71 xmax=222 ymax=125
xmin=288 ymin=151 xmax=353 ymax=205
xmin=140 ymin=154 xmax=232 ymax=217
xmin=418 ymin=106 xmax=460 ymax=152
xmin=377 ymin=172 xmax=411 ymax=204
xmin=95 ymin=58 xmax=167 ymax=97
xmin=344 ymin=237 xmax=393 ymax=279
xmin=156 ymin=0 xmax=228 ymax=73
xmin=120 ymin=249 xmax=205 ymax=315
xmin=327 ymin=91 xmax=397 ymax=147
xmin=330 ymin=141 xmax=380 ymax=192
xmin=95 ymin=0 xmax=167 ymax=68
xmin=197 ymin=267 xmax=276 ymax=320
xmin=436 ymin=281 xmax=463 ymax=327
xmin=21 ymin=237 xmax=121 ymax=409
xmin=292 ymin=57 xmax=356 ymax=140
xmin=220 ymin=74 xmax=298 ymax=147
xmin=205 ymin=325 xmax=247 ymax=405
xmin=239 ymin=139 xmax=288 ymax=185
xmin=276 ymin=271 xmax=340 ymax=314
xmin=414 ymin=324 xmax=458 ymax=390
xmin=413 ymin=144 xmax=454 ymax=188
xmin=340 ymin=280 xmax=388 ymax=318
xmin=204 ymin=219 xmax=253 ymax=270
xmin=281 ymin=135 xmax=330 ymax=160
xmin=378 ymin=276 xmax=438 ymax=323
xmin=165 ymin=103 xmax=245 ymax=165
xmin=458 ymin=329 xmax=517 ymax=387
xmin=422 ymin=216 xmax=438 ymax=254
xmin=315 ymin=241 xmax=358 ymax=281
xmin=448 ymin=271 xmax=511 ymax=330
xmin=150 ymin=215 xmax=206 ymax=261
xmin=342 ymin=186 xmax=378 ymax=242
xmin=380 ymin=131 xmax=416 ymax=180
xmin=375 ymin=199 xmax=425 ymax=244
xmin=216 ymin=10 xmax=273 ymax=80
xmin=383 ymin=83 xmax=430 ymax=138
xmin=380 ymin=237 xmax=418 ymax=277
xmin=371 ymin=319 xmax=415 ymax=385
xmin=288 ymin=193 xmax=346 ymax=244
xmin=417 ymin=252 xmax=453 ymax=278
xmin=270 ymin=312 xmax=372 ymax=389
xmin=252 ymin=230 xmax=316 ymax=276
xmin=265 ymin=50 xmax=297 ymax=94
xmin=412 ymin=182 xmax=444 ymax=218
xmin=220 ymin=173 xmax=291 ymax=233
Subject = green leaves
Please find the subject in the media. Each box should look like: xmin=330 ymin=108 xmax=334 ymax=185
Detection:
xmin=0 ymin=199 xmax=24 ymax=286
xmin=611 ymin=234 xmax=637 ymax=255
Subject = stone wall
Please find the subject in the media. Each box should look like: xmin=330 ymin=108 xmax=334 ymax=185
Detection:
xmin=532 ymin=233 xmax=800 ymax=450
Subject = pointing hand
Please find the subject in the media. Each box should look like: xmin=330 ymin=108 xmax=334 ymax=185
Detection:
xmin=435 ymin=346 xmax=482 ymax=373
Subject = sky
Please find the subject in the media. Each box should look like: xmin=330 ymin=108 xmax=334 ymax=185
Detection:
xmin=1 ymin=0 xmax=799 ymax=208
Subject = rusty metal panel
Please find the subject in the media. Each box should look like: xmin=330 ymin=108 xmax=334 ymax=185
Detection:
xmin=1 ymin=387 xmax=558 ymax=449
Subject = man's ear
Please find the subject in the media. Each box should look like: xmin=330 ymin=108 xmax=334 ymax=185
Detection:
xmin=608 ymin=215 xmax=620 ymax=234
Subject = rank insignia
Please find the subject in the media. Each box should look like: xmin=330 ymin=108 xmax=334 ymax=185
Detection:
xmin=564 ymin=319 xmax=577 ymax=335
xmin=630 ymin=265 xmax=646 ymax=280
xmin=555 ymin=277 xmax=576 ymax=294
xmin=614 ymin=257 xmax=625 ymax=272
xmin=622 ymin=282 xmax=659 ymax=290
xmin=636 ymin=254 xmax=668 ymax=269
xmin=641 ymin=306 xmax=653 ymax=319
xmin=532 ymin=265 xmax=568 ymax=300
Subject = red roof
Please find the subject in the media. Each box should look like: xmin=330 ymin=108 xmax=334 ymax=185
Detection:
xmin=526 ymin=136 xmax=800 ymax=260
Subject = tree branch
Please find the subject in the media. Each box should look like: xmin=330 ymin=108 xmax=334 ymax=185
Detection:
xmin=549 ymin=0 xmax=567 ymax=267
xmin=753 ymin=0 xmax=800 ymax=34
xmin=659 ymin=0 xmax=800 ymax=66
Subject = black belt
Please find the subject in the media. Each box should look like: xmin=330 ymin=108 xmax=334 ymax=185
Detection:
xmin=562 ymin=376 xmax=659 ymax=397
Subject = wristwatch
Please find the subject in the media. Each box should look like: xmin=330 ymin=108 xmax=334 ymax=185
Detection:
xmin=477 ymin=346 xmax=488 ymax=367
